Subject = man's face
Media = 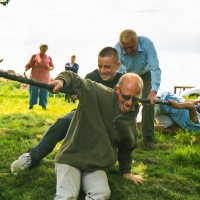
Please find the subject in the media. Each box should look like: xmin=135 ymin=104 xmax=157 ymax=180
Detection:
xmin=71 ymin=56 xmax=76 ymax=63
xmin=98 ymin=56 xmax=120 ymax=81
xmin=115 ymin=80 xmax=141 ymax=113
xmin=40 ymin=46 xmax=48 ymax=55
xmin=120 ymin=37 xmax=138 ymax=56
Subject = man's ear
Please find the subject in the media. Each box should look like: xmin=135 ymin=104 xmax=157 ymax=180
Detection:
xmin=115 ymin=85 xmax=120 ymax=94
xmin=116 ymin=62 xmax=120 ymax=70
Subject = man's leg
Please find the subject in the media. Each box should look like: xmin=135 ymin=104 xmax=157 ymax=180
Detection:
xmin=154 ymin=103 xmax=181 ymax=134
xmin=67 ymin=95 xmax=70 ymax=103
xmin=11 ymin=111 xmax=76 ymax=173
xmin=140 ymin=71 xmax=155 ymax=146
xmin=154 ymin=113 xmax=177 ymax=134
xmin=82 ymin=170 xmax=111 ymax=200
xmin=55 ymin=163 xmax=81 ymax=200
xmin=154 ymin=104 xmax=174 ymax=129
xmin=30 ymin=111 xmax=76 ymax=166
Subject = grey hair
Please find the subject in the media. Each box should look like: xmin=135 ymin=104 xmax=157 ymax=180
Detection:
xmin=119 ymin=29 xmax=137 ymax=44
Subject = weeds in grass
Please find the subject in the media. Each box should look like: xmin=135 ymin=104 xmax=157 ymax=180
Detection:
xmin=0 ymin=79 xmax=200 ymax=200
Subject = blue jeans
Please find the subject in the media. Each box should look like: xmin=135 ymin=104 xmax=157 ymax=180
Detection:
xmin=30 ymin=111 xmax=76 ymax=166
xmin=29 ymin=85 xmax=49 ymax=108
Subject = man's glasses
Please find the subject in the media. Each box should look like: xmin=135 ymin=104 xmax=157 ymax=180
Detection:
xmin=119 ymin=88 xmax=139 ymax=103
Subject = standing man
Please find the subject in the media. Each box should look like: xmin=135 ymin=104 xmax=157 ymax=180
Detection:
xmin=65 ymin=55 xmax=79 ymax=103
xmin=24 ymin=44 xmax=54 ymax=110
xmin=115 ymin=29 xmax=161 ymax=147
xmin=65 ymin=54 xmax=79 ymax=73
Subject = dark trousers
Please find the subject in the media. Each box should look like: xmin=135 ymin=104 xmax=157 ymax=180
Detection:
xmin=65 ymin=94 xmax=75 ymax=103
xmin=30 ymin=110 xmax=76 ymax=166
xmin=140 ymin=71 xmax=155 ymax=137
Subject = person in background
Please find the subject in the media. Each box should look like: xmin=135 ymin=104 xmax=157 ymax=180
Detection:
xmin=115 ymin=29 xmax=161 ymax=147
xmin=154 ymin=91 xmax=200 ymax=133
xmin=50 ymin=71 xmax=144 ymax=199
xmin=65 ymin=55 xmax=79 ymax=103
xmin=65 ymin=55 xmax=79 ymax=74
xmin=11 ymin=47 xmax=123 ymax=172
xmin=24 ymin=44 xmax=54 ymax=110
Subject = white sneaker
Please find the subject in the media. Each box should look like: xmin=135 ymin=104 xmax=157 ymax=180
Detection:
xmin=11 ymin=153 xmax=32 ymax=174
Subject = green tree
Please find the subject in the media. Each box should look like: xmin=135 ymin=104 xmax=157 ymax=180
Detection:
xmin=0 ymin=0 xmax=11 ymax=6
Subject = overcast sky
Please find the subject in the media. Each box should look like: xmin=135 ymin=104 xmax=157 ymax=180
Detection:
xmin=0 ymin=0 xmax=200 ymax=92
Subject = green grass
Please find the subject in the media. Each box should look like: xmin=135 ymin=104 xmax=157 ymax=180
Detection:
xmin=0 ymin=78 xmax=200 ymax=200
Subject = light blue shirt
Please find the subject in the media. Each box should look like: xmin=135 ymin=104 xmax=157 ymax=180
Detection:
xmin=115 ymin=36 xmax=161 ymax=92
xmin=159 ymin=91 xmax=200 ymax=131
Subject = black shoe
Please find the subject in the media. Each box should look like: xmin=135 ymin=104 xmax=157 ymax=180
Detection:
xmin=29 ymin=105 xmax=33 ymax=109
xmin=42 ymin=107 xmax=46 ymax=110
xmin=143 ymin=136 xmax=153 ymax=148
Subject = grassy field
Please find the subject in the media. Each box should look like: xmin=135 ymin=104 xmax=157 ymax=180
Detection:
xmin=0 ymin=78 xmax=200 ymax=200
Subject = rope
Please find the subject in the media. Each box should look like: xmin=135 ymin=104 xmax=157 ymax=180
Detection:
xmin=136 ymin=98 xmax=171 ymax=105
xmin=0 ymin=70 xmax=72 ymax=95
xmin=0 ymin=70 xmax=171 ymax=105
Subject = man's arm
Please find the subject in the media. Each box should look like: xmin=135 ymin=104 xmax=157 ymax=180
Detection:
xmin=65 ymin=63 xmax=70 ymax=71
xmin=49 ymin=71 xmax=82 ymax=94
xmin=118 ymin=140 xmax=144 ymax=184
xmin=74 ymin=64 xmax=79 ymax=74
xmin=143 ymin=37 xmax=161 ymax=93
xmin=187 ymin=99 xmax=200 ymax=105
xmin=169 ymin=100 xmax=199 ymax=124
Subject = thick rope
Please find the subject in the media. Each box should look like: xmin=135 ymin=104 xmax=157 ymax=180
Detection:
xmin=0 ymin=70 xmax=72 ymax=95
xmin=0 ymin=70 xmax=171 ymax=105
